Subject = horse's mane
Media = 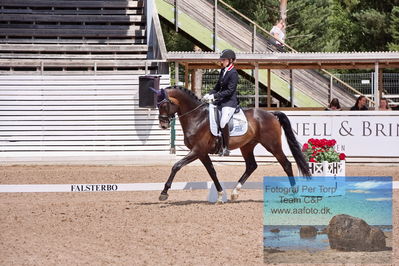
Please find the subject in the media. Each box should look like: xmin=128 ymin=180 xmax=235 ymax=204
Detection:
xmin=166 ymin=86 xmax=201 ymax=103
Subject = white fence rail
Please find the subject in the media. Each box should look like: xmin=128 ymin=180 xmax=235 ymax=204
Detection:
xmin=0 ymin=74 xmax=171 ymax=156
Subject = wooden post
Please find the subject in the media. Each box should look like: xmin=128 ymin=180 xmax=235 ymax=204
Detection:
xmin=191 ymin=69 xmax=196 ymax=92
xmin=214 ymin=0 xmax=218 ymax=51
xmin=254 ymin=64 xmax=259 ymax=108
xmin=267 ymin=69 xmax=271 ymax=107
xmin=379 ymin=68 xmax=383 ymax=100
xmin=184 ymin=63 xmax=189 ymax=88
xmin=290 ymin=69 xmax=294 ymax=107
xmin=374 ymin=62 xmax=379 ymax=109
xmin=329 ymin=75 xmax=333 ymax=103
xmin=174 ymin=61 xmax=179 ymax=85
xmin=175 ymin=0 xmax=179 ymax=32
xmin=193 ymin=46 xmax=203 ymax=98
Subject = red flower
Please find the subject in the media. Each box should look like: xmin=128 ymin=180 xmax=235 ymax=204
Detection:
xmin=302 ymin=143 xmax=309 ymax=151
xmin=329 ymin=139 xmax=337 ymax=147
xmin=316 ymin=139 xmax=321 ymax=146
xmin=305 ymin=138 xmax=342 ymax=163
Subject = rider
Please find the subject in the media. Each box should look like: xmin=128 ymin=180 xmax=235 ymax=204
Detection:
xmin=203 ymin=49 xmax=239 ymax=156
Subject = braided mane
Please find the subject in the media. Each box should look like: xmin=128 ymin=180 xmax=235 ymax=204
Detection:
xmin=166 ymin=85 xmax=201 ymax=103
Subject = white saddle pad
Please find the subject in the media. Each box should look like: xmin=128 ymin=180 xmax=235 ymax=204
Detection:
xmin=209 ymin=104 xmax=248 ymax=137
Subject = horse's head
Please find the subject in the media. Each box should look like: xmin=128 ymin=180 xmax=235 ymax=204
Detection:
xmin=152 ymin=88 xmax=179 ymax=129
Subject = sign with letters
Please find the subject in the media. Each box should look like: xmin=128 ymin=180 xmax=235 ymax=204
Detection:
xmin=231 ymin=111 xmax=399 ymax=159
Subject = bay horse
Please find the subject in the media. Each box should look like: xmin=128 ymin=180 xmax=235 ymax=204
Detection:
xmin=155 ymin=86 xmax=311 ymax=203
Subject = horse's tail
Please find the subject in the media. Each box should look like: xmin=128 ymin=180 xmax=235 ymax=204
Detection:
xmin=273 ymin=111 xmax=311 ymax=177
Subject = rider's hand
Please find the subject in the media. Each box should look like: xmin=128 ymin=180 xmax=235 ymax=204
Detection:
xmin=202 ymin=93 xmax=210 ymax=101
xmin=203 ymin=94 xmax=214 ymax=103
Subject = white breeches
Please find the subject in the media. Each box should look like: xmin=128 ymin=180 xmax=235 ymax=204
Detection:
xmin=220 ymin=106 xmax=235 ymax=128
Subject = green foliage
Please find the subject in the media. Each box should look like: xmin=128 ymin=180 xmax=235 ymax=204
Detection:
xmin=223 ymin=0 xmax=279 ymax=31
xmin=287 ymin=0 xmax=397 ymax=52
xmin=161 ymin=22 xmax=194 ymax=51
xmin=388 ymin=6 xmax=399 ymax=51
xmin=353 ymin=9 xmax=389 ymax=51
xmin=288 ymin=0 xmax=331 ymax=52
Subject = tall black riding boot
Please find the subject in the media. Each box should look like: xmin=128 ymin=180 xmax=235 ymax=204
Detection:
xmin=220 ymin=126 xmax=230 ymax=156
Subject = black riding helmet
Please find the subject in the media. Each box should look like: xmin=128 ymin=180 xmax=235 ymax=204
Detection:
xmin=220 ymin=49 xmax=236 ymax=61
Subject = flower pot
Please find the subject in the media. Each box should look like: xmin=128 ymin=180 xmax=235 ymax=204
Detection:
xmin=306 ymin=160 xmax=346 ymax=177
xmin=299 ymin=160 xmax=346 ymax=176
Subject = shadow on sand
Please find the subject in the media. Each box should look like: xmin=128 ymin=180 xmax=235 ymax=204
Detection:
xmin=134 ymin=199 xmax=263 ymax=206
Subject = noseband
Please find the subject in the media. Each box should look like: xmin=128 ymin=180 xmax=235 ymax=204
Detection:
xmin=158 ymin=99 xmax=176 ymax=124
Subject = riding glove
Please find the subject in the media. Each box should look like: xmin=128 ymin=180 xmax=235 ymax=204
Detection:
xmin=203 ymin=94 xmax=215 ymax=103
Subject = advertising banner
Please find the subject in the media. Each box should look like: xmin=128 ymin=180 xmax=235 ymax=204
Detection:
xmin=230 ymin=111 xmax=399 ymax=159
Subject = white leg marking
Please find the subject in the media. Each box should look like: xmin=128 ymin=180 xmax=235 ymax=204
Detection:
xmin=216 ymin=191 xmax=224 ymax=204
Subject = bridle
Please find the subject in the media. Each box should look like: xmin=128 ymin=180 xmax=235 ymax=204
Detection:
xmin=158 ymin=98 xmax=176 ymax=124
xmin=157 ymin=92 xmax=206 ymax=125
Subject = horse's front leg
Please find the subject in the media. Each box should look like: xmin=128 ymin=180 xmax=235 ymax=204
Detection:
xmin=199 ymin=154 xmax=224 ymax=204
xmin=159 ymin=150 xmax=198 ymax=201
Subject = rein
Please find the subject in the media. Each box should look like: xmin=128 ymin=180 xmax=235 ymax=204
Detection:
xmin=177 ymin=102 xmax=206 ymax=119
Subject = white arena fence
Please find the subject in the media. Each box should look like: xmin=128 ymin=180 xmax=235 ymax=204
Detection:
xmin=1 ymin=181 xmax=397 ymax=204
xmin=0 ymin=181 xmax=262 ymax=193
xmin=0 ymin=74 xmax=171 ymax=158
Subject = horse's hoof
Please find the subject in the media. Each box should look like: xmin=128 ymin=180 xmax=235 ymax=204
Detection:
xmin=159 ymin=193 xmax=169 ymax=201
xmin=215 ymin=200 xmax=224 ymax=205
xmin=231 ymin=193 xmax=239 ymax=201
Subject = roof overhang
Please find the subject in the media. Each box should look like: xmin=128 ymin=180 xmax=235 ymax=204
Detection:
xmin=167 ymin=51 xmax=399 ymax=70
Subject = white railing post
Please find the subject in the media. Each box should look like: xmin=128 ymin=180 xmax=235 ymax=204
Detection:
xmin=214 ymin=0 xmax=218 ymax=51
xmin=374 ymin=62 xmax=380 ymax=109
xmin=146 ymin=0 xmax=154 ymax=45
xmin=290 ymin=70 xmax=294 ymax=107
xmin=255 ymin=63 xmax=259 ymax=108
xmin=175 ymin=0 xmax=179 ymax=32
xmin=175 ymin=61 xmax=179 ymax=85
xmin=252 ymin=24 xmax=256 ymax=52
xmin=329 ymin=75 xmax=333 ymax=103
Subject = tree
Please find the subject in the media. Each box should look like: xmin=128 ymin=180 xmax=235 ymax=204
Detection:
xmin=287 ymin=0 xmax=331 ymax=52
xmin=388 ymin=6 xmax=399 ymax=51
xmin=286 ymin=0 xmax=397 ymax=52
xmin=224 ymin=0 xmax=280 ymax=31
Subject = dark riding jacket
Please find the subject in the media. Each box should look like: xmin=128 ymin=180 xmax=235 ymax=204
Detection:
xmin=210 ymin=65 xmax=239 ymax=109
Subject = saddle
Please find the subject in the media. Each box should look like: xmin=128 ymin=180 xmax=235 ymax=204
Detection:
xmin=208 ymin=104 xmax=248 ymax=137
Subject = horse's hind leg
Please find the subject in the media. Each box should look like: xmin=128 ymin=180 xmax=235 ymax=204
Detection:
xmin=231 ymin=143 xmax=258 ymax=201
xmin=265 ymin=144 xmax=296 ymax=186
xmin=199 ymin=154 xmax=224 ymax=204
xmin=159 ymin=150 xmax=198 ymax=201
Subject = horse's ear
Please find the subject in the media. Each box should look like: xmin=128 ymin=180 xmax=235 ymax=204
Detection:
xmin=169 ymin=96 xmax=180 ymax=105
xmin=148 ymin=87 xmax=160 ymax=95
